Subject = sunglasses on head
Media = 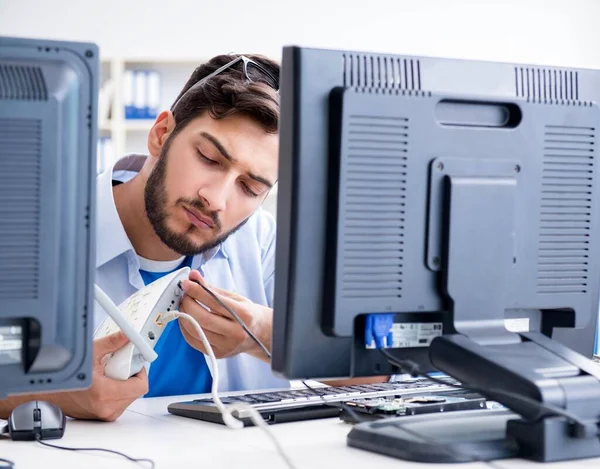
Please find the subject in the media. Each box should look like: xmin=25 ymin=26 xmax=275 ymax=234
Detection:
xmin=172 ymin=55 xmax=279 ymax=109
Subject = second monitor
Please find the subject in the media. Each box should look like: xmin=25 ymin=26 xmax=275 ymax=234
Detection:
xmin=272 ymin=46 xmax=600 ymax=381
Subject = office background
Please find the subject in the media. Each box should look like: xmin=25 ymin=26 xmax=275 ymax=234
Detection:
xmin=2 ymin=4 xmax=600 ymax=466
xmin=2 ymin=0 xmax=599 ymax=219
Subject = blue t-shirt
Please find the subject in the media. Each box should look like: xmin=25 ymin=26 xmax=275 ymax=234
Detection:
xmin=140 ymin=257 xmax=213 ymax=397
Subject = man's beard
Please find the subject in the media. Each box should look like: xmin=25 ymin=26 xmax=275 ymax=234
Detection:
xmin=144 ymin=139 xmax=249 ymax=257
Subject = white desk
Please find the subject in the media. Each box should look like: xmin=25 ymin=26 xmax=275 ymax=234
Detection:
xmin=3 ymin=392 xmax=600 ymax=469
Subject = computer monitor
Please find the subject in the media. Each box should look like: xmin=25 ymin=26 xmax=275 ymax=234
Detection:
xmin=0 ymin=36 xmax=98 ymax=397
xmin=272 ymin=45 xmax=600 ymax=462
xmin=272 ymin=45 xmax=600 ymax=381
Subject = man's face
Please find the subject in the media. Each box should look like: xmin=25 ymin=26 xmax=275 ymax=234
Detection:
xmin=144 ymin=113 xmax=278 ymax=257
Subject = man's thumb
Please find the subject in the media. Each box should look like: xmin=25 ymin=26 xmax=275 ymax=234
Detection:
xmin=94 ymin=331 xmax=129 ymax=360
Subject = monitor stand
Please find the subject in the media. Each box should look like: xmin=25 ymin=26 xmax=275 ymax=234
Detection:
xmin=347 ymin=408 xmax=519 ymax=463
xmin=432 ymin=162 xmax=600 ymax=462
xmin=349 ymin=163 xmax=600 ymax=463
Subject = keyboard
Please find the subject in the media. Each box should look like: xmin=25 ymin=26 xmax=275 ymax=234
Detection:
xmin=167 ymin=376 xmax=462 ymax=426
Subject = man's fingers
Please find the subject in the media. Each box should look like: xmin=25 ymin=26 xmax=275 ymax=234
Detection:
xmin=187 ymin=270 xmax=245 ymax=302
xmin=93 ymin=331 xmax=128 ymax=362
xmin=127 ymin=367 xmax=150 ymax=396
xmin=187 ymin=270 xmax=245 ymax=303
xmin=178 ymin=321 xmax=224 ymax=356
xmin=188 ymin=269 xmax=208 ymax=285
xmin=179 ymin=296 xmax=232 ymax=335
xmin=205 ymin=284 xmax=246 ymax=302
xmin=101 ymin=366 xmax=149 ymax=399
xmin=180 ymin=278 xmax=219 ymax=310
xmin=181 ymin=277 xmax=239 ymax=318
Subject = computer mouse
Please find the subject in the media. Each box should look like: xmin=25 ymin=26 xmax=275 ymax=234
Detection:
xmin=8 ymin=400 xmax=66 ymax=441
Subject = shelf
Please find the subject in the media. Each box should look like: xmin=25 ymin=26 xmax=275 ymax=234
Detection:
xmin=123 ymin=120 xmax=155 ymax=131
xmin=98 ymin=120 xmax=156 ymax=132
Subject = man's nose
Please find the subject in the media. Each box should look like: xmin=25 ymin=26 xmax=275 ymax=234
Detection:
xmin=198 ymin=179 xmax=233 ymax=213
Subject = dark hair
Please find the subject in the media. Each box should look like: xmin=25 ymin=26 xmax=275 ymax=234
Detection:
xmin=170 ymin=54 xmax=280 ymax=135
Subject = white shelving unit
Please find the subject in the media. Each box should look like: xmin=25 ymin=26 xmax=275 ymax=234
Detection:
xmin=98 ymin=56 xmax=278 ymax=218
xmin=99 ymin=56 xmax=204 ymax=156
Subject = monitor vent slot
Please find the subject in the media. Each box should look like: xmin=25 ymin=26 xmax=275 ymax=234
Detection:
xmin=341 ymin=115 xmax=407 ymax=299
xmin=0 ymin=64 xmax=48 ymax=101
xmin=515 ymin=67 xmax=578 ymax=102
xmin=343 ymin=54 xmax=421 ymax=91
xmin=0 ymin=118 xmax=42 ymax=299
xmin=537 ymin=124 xmax=595 ymax=294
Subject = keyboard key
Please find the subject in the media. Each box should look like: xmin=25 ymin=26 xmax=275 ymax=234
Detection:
xmin=266 ymin=392 xmax=298 ymax=400
xmin=193 ymin=397 xmax=235 ymax=405
xmin=243 ymin=394 xmax=280 ymax=403
xmin=229 ymin=395 xmax=257 ymax=403
xmin=286 ymin=390 xmax=314 ymax=398
xmin=307 ymin=388 xmax=340 ymax=396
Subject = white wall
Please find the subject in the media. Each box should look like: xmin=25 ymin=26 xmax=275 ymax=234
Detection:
xmin=1 ymin=0 xmax=599 ymax=69
xmin=2 ymin=0 xmax=598 ymax=221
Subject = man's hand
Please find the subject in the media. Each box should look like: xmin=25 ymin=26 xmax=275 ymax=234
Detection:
xmin=178 ymin=270 xmax=272 ymax=362
xmin=18 ymin=332 xmax=147 ymax=422
xmin=48 ymin=331 xmax=149 ymax=421
xmin=0 ymin=332 xmax=148 ymax=421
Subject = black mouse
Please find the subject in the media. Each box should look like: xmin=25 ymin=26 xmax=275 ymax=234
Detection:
xmin=8 ymin=400 xmax=66 ymax=441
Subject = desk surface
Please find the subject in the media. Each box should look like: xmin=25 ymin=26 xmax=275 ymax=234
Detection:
xmin=3 ymin=391 xmax=600 ymax=469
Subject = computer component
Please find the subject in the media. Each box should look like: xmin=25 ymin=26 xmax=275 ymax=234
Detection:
xmin=0 ymin=36 xmax=99 ymax=397
xmin=94 ymin=267 xmax=190 ymax=380
xmin=338 ymin=390 xmax=486 ymax=423
xmin=272 ymin=45 xmax=600 ymax=462
xmin=347 ymin=408 xmax=519 ymax=463
xmin=6 ymin=400 xmax=65 ymax=441
xmin=1 ymin=399 xmax=155 ymax=466
xmin=167 ymin=376 xmax=459 ymax=425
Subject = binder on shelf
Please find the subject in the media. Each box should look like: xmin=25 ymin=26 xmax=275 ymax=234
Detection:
xmin=124 ymin=70 xmax=135 ymax=119
xmin=133 ymin=70 xmax=146 ymax=119
xmin=124 ymin=69 xmax=161 ymax=120
xmin=147 ymin=70 xmax=160 ymax=119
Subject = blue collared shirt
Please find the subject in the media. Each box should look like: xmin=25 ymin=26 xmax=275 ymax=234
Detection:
xmin=93 ymin=154 xmax=289 ymax=394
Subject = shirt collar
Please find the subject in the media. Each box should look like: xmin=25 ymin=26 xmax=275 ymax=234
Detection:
xmin=95 ymin=154 xmax=146 ymax=268
xmin=95 ymin=154 xmax=227 ymax=269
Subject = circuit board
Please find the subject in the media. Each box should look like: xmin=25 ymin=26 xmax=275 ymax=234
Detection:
xmin=338 ymin=391 xmax=487 ymax=423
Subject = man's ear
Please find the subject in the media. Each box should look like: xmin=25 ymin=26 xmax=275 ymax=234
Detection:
xmin=148 ymin=111 xmax=176 ymax=158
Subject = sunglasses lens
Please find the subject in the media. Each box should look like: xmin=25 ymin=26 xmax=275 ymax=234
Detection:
xmin=246 ymin=62 xmax=279 ymax=91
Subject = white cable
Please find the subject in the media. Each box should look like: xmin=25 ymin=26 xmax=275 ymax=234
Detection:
xmin=94 ymin=284 xmax=158 ymax=363
xmin=157 ymin=311 xmax=297 ymax=469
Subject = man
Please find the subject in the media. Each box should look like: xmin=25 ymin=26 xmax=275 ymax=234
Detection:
xmin=0 ymin=53 xmax=381 ymax=422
